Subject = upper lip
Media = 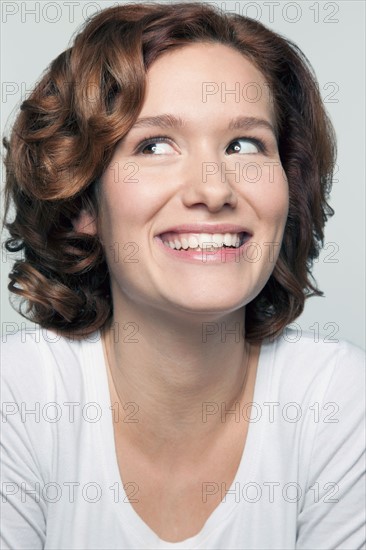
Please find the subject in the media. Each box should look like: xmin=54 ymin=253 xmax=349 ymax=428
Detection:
xmin=156 ymin=224 xmax=253 ymax=236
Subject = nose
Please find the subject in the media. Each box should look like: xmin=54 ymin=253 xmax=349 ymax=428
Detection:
xmin=181 ymin=151 xmax=238 ymax=212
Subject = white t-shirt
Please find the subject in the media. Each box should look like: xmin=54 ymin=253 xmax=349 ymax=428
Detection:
xmin=1 ymin=328 xmax=365 ymax=550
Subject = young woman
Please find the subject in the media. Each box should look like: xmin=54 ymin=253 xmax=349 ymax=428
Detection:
xmin=1 ymin=2 xmax=364 ymax=549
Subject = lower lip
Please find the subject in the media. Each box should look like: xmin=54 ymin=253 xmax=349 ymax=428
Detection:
xmin=154 ymin=235 xmax=252 ymax=264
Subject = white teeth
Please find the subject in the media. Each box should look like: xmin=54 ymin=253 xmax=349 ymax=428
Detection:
xmin=197 ymin=233 xmax=218 ymax=249
xmin=181 ymin=237 xmax=189 ymax=250
xmin=188 ymin=235 xmax=199 ymax=249
xmin=161 ymin=232 xmax=244 ymax=250
xmin=224 ymin=233 xmax=233 ymax=246
xmin=212 ymin=233 xmax=224 ymax=246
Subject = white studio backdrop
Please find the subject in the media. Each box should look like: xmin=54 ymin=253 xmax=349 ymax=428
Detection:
xmin=1 ymin=0 xmax=365 ymax=348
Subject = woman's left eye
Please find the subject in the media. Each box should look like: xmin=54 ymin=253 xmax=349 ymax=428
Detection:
xmin=226 ymin=138 xmax=263 ymax=155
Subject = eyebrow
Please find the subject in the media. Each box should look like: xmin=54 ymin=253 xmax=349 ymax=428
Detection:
xmin=130 ymin=114 xmax=276 ymax=135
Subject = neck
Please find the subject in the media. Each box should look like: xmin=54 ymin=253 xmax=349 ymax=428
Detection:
xmin=102 ymin=295 xmax=260 ymax=457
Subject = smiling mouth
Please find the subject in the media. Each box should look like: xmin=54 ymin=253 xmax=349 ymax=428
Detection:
xmin=157 ymin=231 xmax=252 ymax=251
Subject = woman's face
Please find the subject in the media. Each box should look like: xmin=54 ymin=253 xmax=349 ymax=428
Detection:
xmin=92 ymin=43 xmax=289 ymax=318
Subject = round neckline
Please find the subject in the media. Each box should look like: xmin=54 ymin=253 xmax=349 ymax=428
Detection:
xmin=84 ymin=330 xmax=274 ymax=548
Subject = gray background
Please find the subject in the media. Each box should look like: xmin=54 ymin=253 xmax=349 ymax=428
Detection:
xmin=1 ymin=0 xmax=365 ymax=348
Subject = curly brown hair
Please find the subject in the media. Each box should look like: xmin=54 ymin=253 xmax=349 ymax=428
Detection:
xmin=2 ymin=1 xmax=336 ymax=342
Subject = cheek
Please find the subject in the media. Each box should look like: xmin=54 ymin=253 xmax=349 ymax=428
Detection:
xmin=264 ymin=184 xmax=289 ymax=224
xmin=97 ymin=171 xmax=163 ymax=243
xmin=247 ymin=164 xmax=289 ymax=225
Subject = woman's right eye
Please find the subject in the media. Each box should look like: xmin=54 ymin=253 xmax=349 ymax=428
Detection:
xmin=135 ymin=136 xmax=177 ymax=155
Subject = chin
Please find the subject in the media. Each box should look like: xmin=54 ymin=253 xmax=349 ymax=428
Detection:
xmin=164 ymin=292 xmax=249 ymax=317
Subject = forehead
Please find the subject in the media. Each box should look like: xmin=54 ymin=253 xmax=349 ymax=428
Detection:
xmin=140 ymin=42 xmax=275 ymax=130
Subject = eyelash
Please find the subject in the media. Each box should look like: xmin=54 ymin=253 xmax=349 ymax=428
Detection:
xmin=134 ymin=135 xmax=267 ymax=155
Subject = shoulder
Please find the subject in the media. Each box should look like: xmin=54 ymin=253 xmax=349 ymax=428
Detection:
xmin=1 ymin=327 xmax=82 ymax=375
xmin=265 ymin=329 xmax=365 ymax=376
xmin=1 ymin=327 xmax=102 ymax=401
xmin=263 ymin=328 xmax=365 ymax=407
xmin=260 ymin=330 xmax=365 ymax=492
xmin=272 ymin=327 xmax=364 ymax=367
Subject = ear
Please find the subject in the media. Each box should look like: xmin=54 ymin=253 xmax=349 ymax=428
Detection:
xmin=72 ymin=209 xmax=97 ymax=236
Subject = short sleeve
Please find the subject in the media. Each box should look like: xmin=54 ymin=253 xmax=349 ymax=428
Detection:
xmin=1 ymin=337 xmax=48 ymax=550
xmin=296 ymin=340 xmax=366 ymax=550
